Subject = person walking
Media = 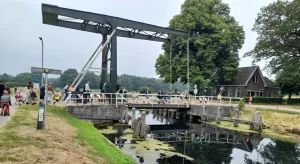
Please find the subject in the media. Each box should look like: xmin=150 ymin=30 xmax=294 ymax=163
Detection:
xmin=1 ymin=90 xmax=11 ymax=116
xmin=62 ymin=84 xmax=69 ymax=101
xmin=83 ymin=82 xmax=91 ymax=104
xmin=0 ymin=81 xmax=5 ymax=99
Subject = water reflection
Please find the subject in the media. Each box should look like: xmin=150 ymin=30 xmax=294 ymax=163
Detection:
xmin=100 ymin=110 xmax=300 ymax=164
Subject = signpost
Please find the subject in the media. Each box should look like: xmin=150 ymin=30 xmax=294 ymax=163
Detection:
xmin=31 ymin=67 xmax=62 ymax=130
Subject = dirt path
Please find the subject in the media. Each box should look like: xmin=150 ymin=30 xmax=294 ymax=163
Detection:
xmin=246 ymin=104 xmax=300 ymax=114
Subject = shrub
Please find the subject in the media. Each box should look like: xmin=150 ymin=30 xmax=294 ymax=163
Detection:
xmin=238 ymin=100 xmax=245 ymax=111
xmin=244 ymin=97 xmax=284 ymax=104
xmin=286 ymin=98 xmax=300 ymax=105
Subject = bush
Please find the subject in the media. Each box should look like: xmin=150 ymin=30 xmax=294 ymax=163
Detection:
xmin=244 ymin=97 xmax=284 ymax=104
xmin=238 ymin=100 xmax=245 ymax=111
xmin=286 ymin=98 xmax=300 ymax=105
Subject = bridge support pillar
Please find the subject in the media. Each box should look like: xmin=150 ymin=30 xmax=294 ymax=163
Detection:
xmin=132 ymin=112 xmax=148 ymax=139
xmin=201 ymin=106 xmax=207 ymax=121
xmin=163 ymin=109 xmax=167 ymax=117
xmin=189 ymin=115 xmax=193 ymax=122
xmin=182 ymin=113 xmax=187 ymax=121
xmin=175 ymin=112 xmax=180 ymax=119
xmin=131 ymin=107 xmax=136 ymax=128
xmin=110 ymin=34 xmax=118 ymax=93
xmin=216 ymin=107 xmax=221 ymax=124
xmin=100 ymin=34 xmax=108 ymax=91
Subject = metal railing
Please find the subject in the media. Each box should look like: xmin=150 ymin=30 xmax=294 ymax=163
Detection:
xmin=63 ymin=92 xmax=242 ymax=107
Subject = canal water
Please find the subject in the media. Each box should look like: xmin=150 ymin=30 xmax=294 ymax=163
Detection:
xmin=97 ymin=110 xmax=300 ymax=164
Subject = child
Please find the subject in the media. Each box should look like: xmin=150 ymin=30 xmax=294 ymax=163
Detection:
xmin=53 ymin=93 xmax=60 ymax=105
xmin=15 ymin=88 xmax=22 ymax=105
xmin=1 ymin=90 xmax=11 ymax=116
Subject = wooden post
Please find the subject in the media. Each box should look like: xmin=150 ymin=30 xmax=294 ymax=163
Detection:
xmin=216 ymin=107 xmax=221 ymax=124
xmin=233 ymin=109 xmax=239 ymax=127
xmin=201 ymin=106 xmax=207 ymax=121
xmin=249 ymin=111 xmax=262 ymax=131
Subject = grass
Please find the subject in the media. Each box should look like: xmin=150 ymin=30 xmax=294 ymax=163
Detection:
xmin=0 ymin=105 xmax=135 ymax=164
xmin=48 ymin=105 xmax=135 ymax=164
xmin=208 ymin=121 xmax=258 ymax=134
xmin=240 ymin=107 xmax=300 ymax=131
xmin=210 ymin=107 xmax=300 ymax=143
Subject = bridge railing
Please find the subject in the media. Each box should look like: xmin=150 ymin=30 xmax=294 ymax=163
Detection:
xmin=64 ymin=92 xmax=242 ymax=106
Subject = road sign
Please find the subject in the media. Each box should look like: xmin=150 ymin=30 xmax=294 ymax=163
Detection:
xmin=32 ymin=75 xmax=41 ymax=83
xmin=31 ymin=67 xmax=62 ymax=75
xmin=32 ymin=66 xmax=62 ymax=130
xmin=37 ymin=103 xmax=45 ymax=129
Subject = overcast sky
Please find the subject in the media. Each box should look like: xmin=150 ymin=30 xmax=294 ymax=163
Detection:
xmin=0 ymin=0 xmax=276 ymax=78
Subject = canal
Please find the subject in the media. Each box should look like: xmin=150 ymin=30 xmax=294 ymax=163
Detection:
xmin=97 ymin=110 xmax=300 ymax=164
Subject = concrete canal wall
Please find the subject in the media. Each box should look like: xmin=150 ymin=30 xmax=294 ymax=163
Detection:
xmin=189 ymin=104 xmax=234 ymax=117
xmin=66 ymin=105 xmax=128 ymax=121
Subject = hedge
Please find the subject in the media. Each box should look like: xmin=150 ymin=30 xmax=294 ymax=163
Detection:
xmin=244 ymin=97 xmax=284 ymax=104
xmin=286 ymin=98 xmax=300 ymax=105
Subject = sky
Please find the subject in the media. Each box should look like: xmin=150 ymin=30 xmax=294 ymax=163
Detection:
xmin=0 ymin=0 xmax=276 ymax=78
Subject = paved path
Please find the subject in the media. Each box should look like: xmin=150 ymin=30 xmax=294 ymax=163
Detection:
xmin=0 ymin=97 xmax=17 ymax=128
xmin=246 ymin=104 xmax=300 ymax=114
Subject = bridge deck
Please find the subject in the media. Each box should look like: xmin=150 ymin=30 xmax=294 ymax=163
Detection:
xmin=127 ymin=103 xmax=189 ymax=109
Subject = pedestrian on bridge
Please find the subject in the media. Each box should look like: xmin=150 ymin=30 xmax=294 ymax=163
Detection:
xmin=83 ymin=82 xmax=91 ymax=104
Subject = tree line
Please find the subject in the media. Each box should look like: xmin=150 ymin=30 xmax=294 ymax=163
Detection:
xmin=0 ymin=69 xmax=186 ymax=93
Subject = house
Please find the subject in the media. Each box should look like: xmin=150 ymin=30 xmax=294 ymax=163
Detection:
xmin=216 ymin=66 xmax=280 ymax=97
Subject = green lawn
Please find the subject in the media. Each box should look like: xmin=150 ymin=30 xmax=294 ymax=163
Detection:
xmin=48 ymin=105 xmax=135 ymax=164
xmin=0 ymin=105 xmax=135 ymax=164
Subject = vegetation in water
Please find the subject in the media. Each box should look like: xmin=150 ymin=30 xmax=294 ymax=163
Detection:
xmin=99 ymin=126 xmax=118 ymax=134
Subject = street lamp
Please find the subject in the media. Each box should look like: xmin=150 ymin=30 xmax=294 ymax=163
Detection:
xmin=186 ymin=32 xmax=200 ymax=96
xmin=187 ymin=34 xmax=190 ymax=95
xmin=39 ymin=37 xmax=44 ymax=85
xmin=169 ymin=41 xmax=172 ymax=91
xmin=39 ymin=37 xmax=44 ymax=68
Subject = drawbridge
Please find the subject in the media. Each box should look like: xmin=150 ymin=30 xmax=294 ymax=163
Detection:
xmin=41 ymin=4 xmax=188 ymax=93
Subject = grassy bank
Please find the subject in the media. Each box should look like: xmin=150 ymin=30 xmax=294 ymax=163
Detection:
xmin=209 ymin=107 xmax=300 ymax=143
xmin=0 ymin=105 xmax=134 ymax=164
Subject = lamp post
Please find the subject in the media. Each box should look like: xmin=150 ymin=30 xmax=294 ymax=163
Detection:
xmin=169 ymin=41 xmax=172 ymax=91
xmin=39 ymin=37 xmax=44 ymax=68
xmin=186 ymin=32 xmax=200 ymax=97
xmin=39 ymin=37 xmax=44 ymax=85
xmin=187 ymin=35 xmax=190 ymax=96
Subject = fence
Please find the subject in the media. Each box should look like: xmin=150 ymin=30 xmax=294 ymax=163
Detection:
xmin=64 ymin=92 xmax=242 ymax=107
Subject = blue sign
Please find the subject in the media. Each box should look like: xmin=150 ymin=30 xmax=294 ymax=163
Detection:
xmin=32 ymin=76 xmax=41 ymax=83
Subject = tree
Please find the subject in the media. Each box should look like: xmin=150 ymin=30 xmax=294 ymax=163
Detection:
xmin=276 ymin=62 xmax=300 ymax=98
xmin=82 ymin=72 xmax=100 ymax=89
xmin=59 ymin=69 xmax=78 ymax=87
xmin=155 ymin=0 xmax=244 ymax=89
xmin=245 ymin=0 xmax=300 ymax=73
xmin=14 ymin=73 xmax=34 ymax=86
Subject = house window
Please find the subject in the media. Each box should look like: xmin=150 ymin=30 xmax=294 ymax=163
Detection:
xmin=236 ymin=87 xmax=242 ymax=97
xmin=252 ymin=76 xmax=258 ymax=83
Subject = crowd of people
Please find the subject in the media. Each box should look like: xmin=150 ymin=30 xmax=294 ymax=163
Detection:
xmin=1 ymin=79 xmax=208 ymax=112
